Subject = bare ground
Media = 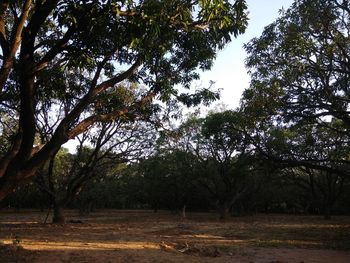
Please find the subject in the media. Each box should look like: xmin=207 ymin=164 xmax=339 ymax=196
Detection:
xmin=0 ymin=209 xmax=350 ymax=262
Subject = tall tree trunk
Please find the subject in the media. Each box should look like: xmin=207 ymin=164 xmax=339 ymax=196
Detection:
xmin=182 ymin=204 xmax=186 ymax=219
xmin=52 ymin=202 xmax=65 ymax=224
xmin=0 ymin=178 xmax=17 ymax=201
xmin=324 ymin=207 xmax=331 ymax=220
xmin=219 ymin=201 xmax=229 ymax=220
xmin=153 ymin=202 xmax=158 ymax=213
xmin=323 ymin=199 xmax=332 ymax=220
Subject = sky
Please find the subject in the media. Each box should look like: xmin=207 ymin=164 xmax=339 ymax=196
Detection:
xmin=200 ymin=0 xmax=295 ymax=110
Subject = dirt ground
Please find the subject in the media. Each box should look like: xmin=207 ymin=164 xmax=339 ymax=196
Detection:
xmin=0 ymin=210 xmax=350 ymax=263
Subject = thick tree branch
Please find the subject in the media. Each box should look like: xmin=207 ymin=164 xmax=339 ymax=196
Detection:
xmin=0 ymin=134 xmax=22 ymax=179
xmin=91 ymin=57 xmax=142 ymax=96
xmin=22 ymin=59 xmax=143 ymax=176
xmin=0 ymin=0 xmax=32 ymax=92
xmin=68 ymin=91 xmax=155 ymax=139
xmin=34 ymin=26 xmax=76 ymax=73
xmin=0 ymin=1 xmax=10 ymax=57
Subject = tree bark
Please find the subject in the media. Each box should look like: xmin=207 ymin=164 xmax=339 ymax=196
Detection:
xmin=324 ymin=207 xmax=331 ymax=220
xmin=182 ymin=204 xmax=186 ymax=219
xmin=323 ymin=198 xmax=332 ymax=220
xmin=219 ymin=201 xmax=229 ymax=220
xmin=52 ymin=202 xmax=65 ymax=224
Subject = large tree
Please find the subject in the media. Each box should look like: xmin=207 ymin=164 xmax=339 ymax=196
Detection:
xmin=36 ymin=118 xmax=155 ymax=223
xmin=241 ymin=0 xmax=350 ymax=177
xmin=283 ymin=166 xmax=347 ymax=219
xmin=0 ymin=0 xmax=248 ymax=200
xmin=243 ymin=0 xmax=350 ymax=128
xmin=174 ymin=110 xmax=260 ymax=219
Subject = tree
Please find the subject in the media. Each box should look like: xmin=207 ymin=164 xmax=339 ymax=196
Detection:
xmin=175 ymin=110 xmax=261 ymax=219
xmin=139 ymin=149 xmax=200 ymax=216
xmin=284 ymin=166 xmax=347 ymax=219
xmin=241 ymin=0 xmax=350 ymax=181
xmin=0 ymin=0 xmax=248 ymax=200
xmin=35 ymin=119 xmax=156 ymax=223
xmin=251 ymin=120 xmax=350 ymax=219
xmin=243 ymin=0 xmax=350 ymax=129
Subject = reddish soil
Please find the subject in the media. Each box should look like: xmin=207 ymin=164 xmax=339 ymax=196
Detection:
xmin=0 ymin=210 xmax=350 ymax=262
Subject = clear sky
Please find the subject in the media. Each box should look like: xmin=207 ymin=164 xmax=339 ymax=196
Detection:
xmin=200 ymin=0 xmax=295 ymax=110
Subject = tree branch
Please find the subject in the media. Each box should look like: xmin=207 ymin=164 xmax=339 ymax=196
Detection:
xmin=0 ymin=0 xmax=32 ymax=91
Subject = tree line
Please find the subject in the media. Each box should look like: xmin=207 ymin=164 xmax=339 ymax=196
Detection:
xmin=3 ymin=107 xmax=350 ymax=222
xmin=1 ymin=0 xmax=350 ymax=222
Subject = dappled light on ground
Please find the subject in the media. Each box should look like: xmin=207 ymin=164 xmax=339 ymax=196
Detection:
xmin=2 ymin=239 xmax=160 ymax=251
xmin=1 ymin=210 xmax=350 ymax=262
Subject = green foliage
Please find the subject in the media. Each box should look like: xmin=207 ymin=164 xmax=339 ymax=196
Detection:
xmin=163 ymin=110 xmax=264 ymax=217
xmin=137 ymin=149 xmax=202 ymax=210
xmin=34 ymin=0 xmax=248 ymax=100
xmin=0 ymin=0 xmax=248 ymax=199
xmin=241 ymin=0 xmax=350 ymax=171
xmin=243 ymin=0 xmax=350 ymax=128
xmin=239 ymin=0 xmax=350 ymax=219
xmin=202 ymin=110 xmax=247 ymax=153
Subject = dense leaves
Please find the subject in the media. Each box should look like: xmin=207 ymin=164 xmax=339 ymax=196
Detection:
xmin=243 ymin=0 xmax=350 ymax=127
xmin=241 ymin=0 xmax=350 ymax=176
xmin=240 ymin=0 xmax=350 ymax=218
xmin=0 ymin=0 xmax=248 ymax=199
xmin=2 ymin=0 xmax=350 ymax=221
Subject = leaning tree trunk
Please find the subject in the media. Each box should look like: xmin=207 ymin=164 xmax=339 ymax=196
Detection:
xmin=52 ymin=202 xmax=65 ymax=224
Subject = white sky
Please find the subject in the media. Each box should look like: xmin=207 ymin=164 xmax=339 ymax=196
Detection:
xmin=200 ymin=0 xmax=295 ymax=109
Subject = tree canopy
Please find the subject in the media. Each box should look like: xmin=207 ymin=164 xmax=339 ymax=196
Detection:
xmin=243 ymin=0 xmax=350 ymax=127
xmin=3 ymin=0 xmax=350 ymax=221
xmin=241 ymin=0 xmax=350 ymax=177
xmin=0 ymin=0 xmax=248 ymax=200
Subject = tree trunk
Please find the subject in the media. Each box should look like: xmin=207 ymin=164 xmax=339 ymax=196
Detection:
xmin=153 ymin=202 xmax=158 ymax=213
xmin=323 ymin=203 xmax=332 ymax=220
xmin=0 ymin=179 xmax=16 ymax=201
xmin=52 ymin=203 xmax=65 ymax=224
xmin=219 ymin=202 xmax=229 ymax=220
xmin=182 ymin=204 xmax=186 ymax=219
